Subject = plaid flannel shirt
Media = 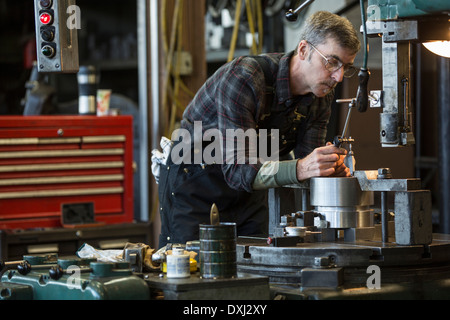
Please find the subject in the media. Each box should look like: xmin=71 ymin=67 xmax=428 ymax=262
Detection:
xmin=179 ymin=51 xmax=334 ymax=192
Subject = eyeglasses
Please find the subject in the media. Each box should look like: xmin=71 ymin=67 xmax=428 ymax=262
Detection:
xmin=307 ymin=42 xmax=357 ymax=78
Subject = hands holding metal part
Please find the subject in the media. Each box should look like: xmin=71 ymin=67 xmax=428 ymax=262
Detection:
xmin=296 ymin=143 xmax=350 ymax=181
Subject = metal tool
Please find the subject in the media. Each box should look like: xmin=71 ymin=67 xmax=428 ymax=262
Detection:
xmin=333 ymin=98 xmax=356 ymax=148
xmin=333 ymin=99 xmax=356 ymax=175
xmin=344 ymin=140 xmax=355 ymax=175
xmin=310 ymin=177 xmax=374 ymax=230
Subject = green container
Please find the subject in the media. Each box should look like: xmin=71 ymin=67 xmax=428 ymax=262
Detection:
xmin=199 ymin=223 xmax=237 ymax=279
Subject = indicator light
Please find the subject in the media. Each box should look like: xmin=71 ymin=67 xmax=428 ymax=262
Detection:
xmin=40 ymin=27 xmax=54 ymax=42
xmin=41 ymin=44 xmax=55 ymax=58
xmin=39 ymin=12 xmax=53 ymax=25
xmin=39 ymin=0 xmax=52 ymax=8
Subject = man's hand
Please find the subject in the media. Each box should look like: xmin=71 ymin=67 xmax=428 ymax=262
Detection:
xmin=296 ymin=142 xmax=350 ymax=181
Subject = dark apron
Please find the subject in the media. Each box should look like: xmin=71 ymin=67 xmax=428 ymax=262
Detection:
xmin=157 ymin=57 xmax=314 ymax=249
xmin=158 ymin=153 xmax=268 ymax=248
xmin=157 ymin=99 xmax=313 ymax=249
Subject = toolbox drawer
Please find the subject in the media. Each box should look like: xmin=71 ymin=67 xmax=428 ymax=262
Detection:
xmin=0 ymin=116 xmax=134 ymax=229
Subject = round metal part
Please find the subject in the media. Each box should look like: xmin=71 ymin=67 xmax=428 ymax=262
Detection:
xmin=356 ymin=209 xmax=374 ymax=227
xmin=199 ymin=223 xmax=237 ymax=279
xmin=310 ymin=177 xmax=373 ymax=228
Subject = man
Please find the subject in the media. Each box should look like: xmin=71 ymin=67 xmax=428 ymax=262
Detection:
xmin=157 ymin=11 xmax=361 ymax=248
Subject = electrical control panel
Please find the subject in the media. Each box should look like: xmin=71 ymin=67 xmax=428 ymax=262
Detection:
xmin=33 ymin=0 xmax=79 ymax=73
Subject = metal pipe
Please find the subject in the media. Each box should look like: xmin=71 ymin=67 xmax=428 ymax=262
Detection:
xmin=137 ymin=0 xmax=150 ymax=221
xmin=438 ymin=56 xmax=450 ymax=234
xmin=341 ymin=101 xmax=354 ymax=138
xmin=381 ymin=191 xmax=388 ymax=242
xmin=415 ymin=44 xmax=422 ymax=179
xmin=150 ymin=0 xmax=161 ymax=150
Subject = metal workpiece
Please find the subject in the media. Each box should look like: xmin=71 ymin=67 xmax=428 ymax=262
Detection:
xmin=310 ymin=177 xmax=374 ymax=229
xmin=310 ymin=177 xmax=371 ymax=207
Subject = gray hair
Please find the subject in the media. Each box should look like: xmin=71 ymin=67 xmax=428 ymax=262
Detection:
xmin=297 ymin=11 xmax=360 ymax=55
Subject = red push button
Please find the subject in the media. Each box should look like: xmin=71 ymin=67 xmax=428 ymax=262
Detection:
xmin=39 ymin=12 xmax=53 ymax=25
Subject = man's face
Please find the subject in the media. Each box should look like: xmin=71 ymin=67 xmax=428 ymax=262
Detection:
xmin=302 ymin=38 xmax=357 ymax=97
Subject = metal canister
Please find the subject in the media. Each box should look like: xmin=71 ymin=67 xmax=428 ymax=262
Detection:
xmin=199 ymin=222 xmax=237 ymax=279
xmin=77 ymin=65 xmax=97 ymax=115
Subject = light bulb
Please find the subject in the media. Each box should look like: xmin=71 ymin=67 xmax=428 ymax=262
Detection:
xmin=422 ymin=41 xmax=450 ymax=58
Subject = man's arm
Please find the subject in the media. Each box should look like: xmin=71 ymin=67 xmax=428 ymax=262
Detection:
xmin=252 ymin=144 xmax=349 ymax=190
xmin=295 ymin=143 xmax=349 ymax=181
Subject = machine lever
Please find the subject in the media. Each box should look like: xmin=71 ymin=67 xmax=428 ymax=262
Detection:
xmin=285 ymin=0 xmax=315 ymax=21
xmin=17 ymin=261 xmax=59 ymax=275
xmin=49 ymin=265 xmax=92 ymax=280
xmin=356 ymin=68 xmax=370 ymax=112
xmin=333 ymin=99 xmax=355 ymax=148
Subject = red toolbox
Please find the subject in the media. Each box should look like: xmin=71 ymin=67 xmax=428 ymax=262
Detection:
xmin=0 ymin=116 xmax=134 ymax=229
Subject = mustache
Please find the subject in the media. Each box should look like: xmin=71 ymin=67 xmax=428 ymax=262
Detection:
xmin=322 ymin=81 xmax=338 ymax=89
